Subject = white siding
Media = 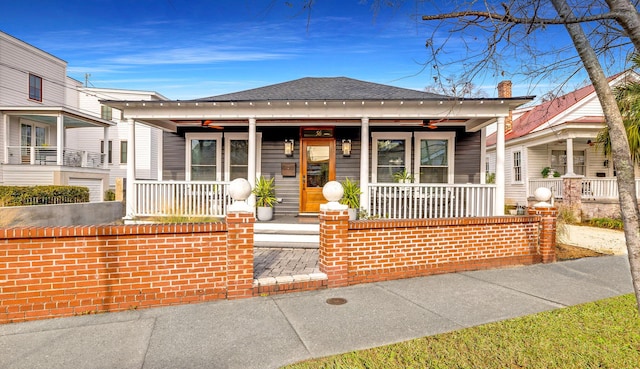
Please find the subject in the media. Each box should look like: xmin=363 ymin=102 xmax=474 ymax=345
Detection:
xmin=504 ymin=145 xmax=527 ymax=205
xmin=0 ymin=32 xmax=67 ymax=106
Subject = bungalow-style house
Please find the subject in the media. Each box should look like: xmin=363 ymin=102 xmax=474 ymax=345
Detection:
xmin=486 ymin=71 xmax=640 ymax=218
xmin=103 ymin=77 xmax=533 ymax=220
xmin=0 ymin=31 xmax=113 ymax=202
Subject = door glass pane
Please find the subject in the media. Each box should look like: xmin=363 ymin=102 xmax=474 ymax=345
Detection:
xmin=306 ymin=145 xmax=330 ymax=187
xmin=21 ymin=124 xmax=32 ymax=146
xmin=377 ymin=139 xmax=405 ymax=182
xmin=35 ymin=126 xmax=46 ymax=146
xmin=229 ymin=140 xmax=248 ymax=180
xmin=191 ymin=139 xmax=217 ymax=180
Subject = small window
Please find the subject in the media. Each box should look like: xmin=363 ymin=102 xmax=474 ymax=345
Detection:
xmin=29 ymin=74 xmax=42 ymax=102
xmin=101 ymin=140 xmax=113 ymax=164
xmin=101 ymin=105 xmax=113 ymax=120
xmin=120 ymin=141 xmax=128 ymax=164
xmin=513 ymin=151 xmax=522 ymax=182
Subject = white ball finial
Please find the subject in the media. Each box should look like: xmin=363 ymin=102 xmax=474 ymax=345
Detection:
xmin=227 ymin=178 xmax=253 ymax=213
xmin=320 ymin=181 xmax=348 ymax=211
xmin=228 ymin=178 xmax=251 ymax=201
xmin=533 ymin=187 xmax=552 ymax=207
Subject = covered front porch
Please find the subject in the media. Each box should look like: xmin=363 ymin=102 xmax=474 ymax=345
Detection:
xmin=1 ymin=107 xmax=114 ymax=201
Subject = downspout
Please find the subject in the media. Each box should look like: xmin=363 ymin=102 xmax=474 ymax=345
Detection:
xmin=2 ymin=113 xmax=7 ymax=164
xmin=56 ymin=113 xmax=64 ymax=165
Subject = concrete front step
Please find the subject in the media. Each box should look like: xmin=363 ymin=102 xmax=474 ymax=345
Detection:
xmin=254 ymin=222 xmax=319 ymax=248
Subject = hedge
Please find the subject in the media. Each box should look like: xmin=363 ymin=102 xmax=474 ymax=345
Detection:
xmin=0 ymin=185 xmax=90 ymax=206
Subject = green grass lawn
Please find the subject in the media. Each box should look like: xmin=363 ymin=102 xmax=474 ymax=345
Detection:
xmin=283 ymin=294 xmax=640 ymax=369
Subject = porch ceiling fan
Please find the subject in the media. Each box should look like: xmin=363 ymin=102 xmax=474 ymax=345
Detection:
xmin=169 ymin=119 xmax=223 ymax=129
xmin=423 ymin=118 xmax=467 ymax=129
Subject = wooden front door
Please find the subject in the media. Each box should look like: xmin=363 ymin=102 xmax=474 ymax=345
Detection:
xmin=300 ymin=138 xmax=335 ymax=213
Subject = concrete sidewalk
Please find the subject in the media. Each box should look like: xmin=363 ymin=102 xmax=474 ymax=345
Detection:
xmin=0 ymin=256 xmax=634 ymax=369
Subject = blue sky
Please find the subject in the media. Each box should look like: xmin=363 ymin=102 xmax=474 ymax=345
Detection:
xmin=0 ymin=0 xmax=632 ymax=100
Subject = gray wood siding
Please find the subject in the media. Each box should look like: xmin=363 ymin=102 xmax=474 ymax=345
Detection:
xmin=335 ymin=127 xmax=361 ymax=182
xmin=454 ymin=129 xmax=482 ymax=184
xmin=259 ymin=127 xmax=299 ymax=216
xmin=162 ymin=132 xmax=186 ymax=180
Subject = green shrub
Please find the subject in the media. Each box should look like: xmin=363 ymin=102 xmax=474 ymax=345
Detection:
xmin=0 ymin=185 xmax=89 ymax=206
xmin=588 ymin=217 xmax=624 ymax=230
xmin=104 ymin=189 xmax=116 ymax=201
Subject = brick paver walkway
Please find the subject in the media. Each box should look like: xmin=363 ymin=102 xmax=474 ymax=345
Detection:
xmin=253 ymin=247 xmax=319 ymax=279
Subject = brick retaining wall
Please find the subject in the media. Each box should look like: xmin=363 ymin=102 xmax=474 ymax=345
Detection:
xmin=319 ymin=208 xmax=556 ymax=287
xmin=0 ymin=217 xmax=255 ymax=324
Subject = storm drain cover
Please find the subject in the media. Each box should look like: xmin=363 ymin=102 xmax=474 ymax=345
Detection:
xmin=326 ymin=297 xmax=348 ymax=305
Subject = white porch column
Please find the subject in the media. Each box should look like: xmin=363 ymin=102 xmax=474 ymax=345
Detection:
xmin=565 ymin=138 xmax=575 ymax=175
xmin=480 ymin=127 xmax=487 ymax=184
xmin=2 ymin=113 xmax=8 ymax=164
xmin=124 ymin=119 xmax=136 ymax=219
xmin=359 ymin=117 xmax=370 ymax=212
xmin=495 ymin=116 xmax=506 ymax=215
xmin=248 ymin=117 xmax=257 ymax=208
xmin=56 ymin=114 xmax=64 ymax=165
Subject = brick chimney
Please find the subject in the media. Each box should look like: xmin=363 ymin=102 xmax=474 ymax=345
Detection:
xmin=498 ymin=80 xmax=513 ymax=132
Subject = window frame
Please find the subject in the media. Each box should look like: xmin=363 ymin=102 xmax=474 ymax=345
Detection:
xmin=101 ymin=140 xmax=113 ymax=164
xmin=28 ymin=73 xmax=43 ymax=102
xmin=371 ymin=132 xmax=412 ymax=183
xmin=413 ymin=131 xmax=456 ymax=184
xmin=185 ymin=132 xmax=222 ymax=181
xmin=513 ymin=150 xmax=523 ymax=183
xmin=223 ymin=132 xmax=262 ymax=181
xmin=120 ymin=141 xmax=128 ymax=164
xmin=101 ymin=105 xmax=113 ymax=120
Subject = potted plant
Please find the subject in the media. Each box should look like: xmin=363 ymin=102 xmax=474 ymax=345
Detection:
xmin=541 ymin=167 xmax=554 ymax=178
xmin=392 ymin=168 xmax=414 ymax=183
xmin=339 ymin=177 xmax=362 ymax=220
xmin=252 ymin=176 xmax=277 ymax=221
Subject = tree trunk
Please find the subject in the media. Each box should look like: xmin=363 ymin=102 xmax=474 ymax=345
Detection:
xmin=606 ymin=0 xmax=640 ymax=51
xmin=552 ymin=0 xmax=640 ymax=313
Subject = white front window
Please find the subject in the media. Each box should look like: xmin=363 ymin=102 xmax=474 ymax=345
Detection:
xmin=513 ymin=150 xmax=522 ymax=183
xmin=224 ymin=133 xmax=262 ymax=181
xmin=414 ymin=132 xmax=455 ymax=184
xmin=186 ymin=133 xmax=222 ymax=181
xmin=371 ymin=132 xmax=412 ymax=183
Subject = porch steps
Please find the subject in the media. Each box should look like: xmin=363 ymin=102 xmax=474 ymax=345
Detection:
xmin=254 ymin=222 xmax=319 ymax=249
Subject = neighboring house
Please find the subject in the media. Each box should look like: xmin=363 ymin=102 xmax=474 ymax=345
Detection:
xmin=103 ymin=77 xmax=532 ymax=220
xmin=68 ymin=87 xmax=167 ymax=188
xmin=0 ymin=31 xmax=113 ymax=202
xmin=486 ymin=71 xmax=640 ymax=218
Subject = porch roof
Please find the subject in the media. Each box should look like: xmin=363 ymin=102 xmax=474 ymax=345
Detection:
xmin=0 ymin=106 xmax=115 ymax=128
xmin=103 ymin=77 xmax=534 ymax=133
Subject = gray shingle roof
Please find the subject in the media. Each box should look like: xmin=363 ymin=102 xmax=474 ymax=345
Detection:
xmin=197 ymin=77 xmax=448 ymax=101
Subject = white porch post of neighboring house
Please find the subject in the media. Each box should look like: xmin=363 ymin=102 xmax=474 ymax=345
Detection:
xmin=2 ymin=113 xmax=8 ymax=164
xmin=56 ymin=113 xmax=64 ymax=165
xmin=248 ymin=117 xmax=257 ymax=208
xmin=480 ymin=127 xmax=487 ymax=184
xmin=565 ymin=137 xmax=575 ymax=175
xmin=124 ymin=118 xmax=136 ymax=219
xmin=495 ymin=116 xmax=506 ymax=215
xmin=359 ymin=117 xmax=370 ymax=213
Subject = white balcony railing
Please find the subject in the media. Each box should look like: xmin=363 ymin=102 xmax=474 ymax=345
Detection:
xmin=6 ymin=146 xmax=106 ymax=169
xmin=133 ymin=180 xmax=232 ymax=218
xmin=368 ymin=183 xmax=496 ymax=219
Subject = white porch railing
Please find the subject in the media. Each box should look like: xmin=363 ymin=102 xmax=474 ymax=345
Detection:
xmin=529 ymin=178 xmax=564 ymax=198
xmin=133 ymin=180 xmax=231 ymax=218
xmin=368 ymin=183 xmax=496 ymax=219
xmin=529 ymin=178 xmax=640 ymax=199
xmin=6 ymin=146 xmax=106 ymax=169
